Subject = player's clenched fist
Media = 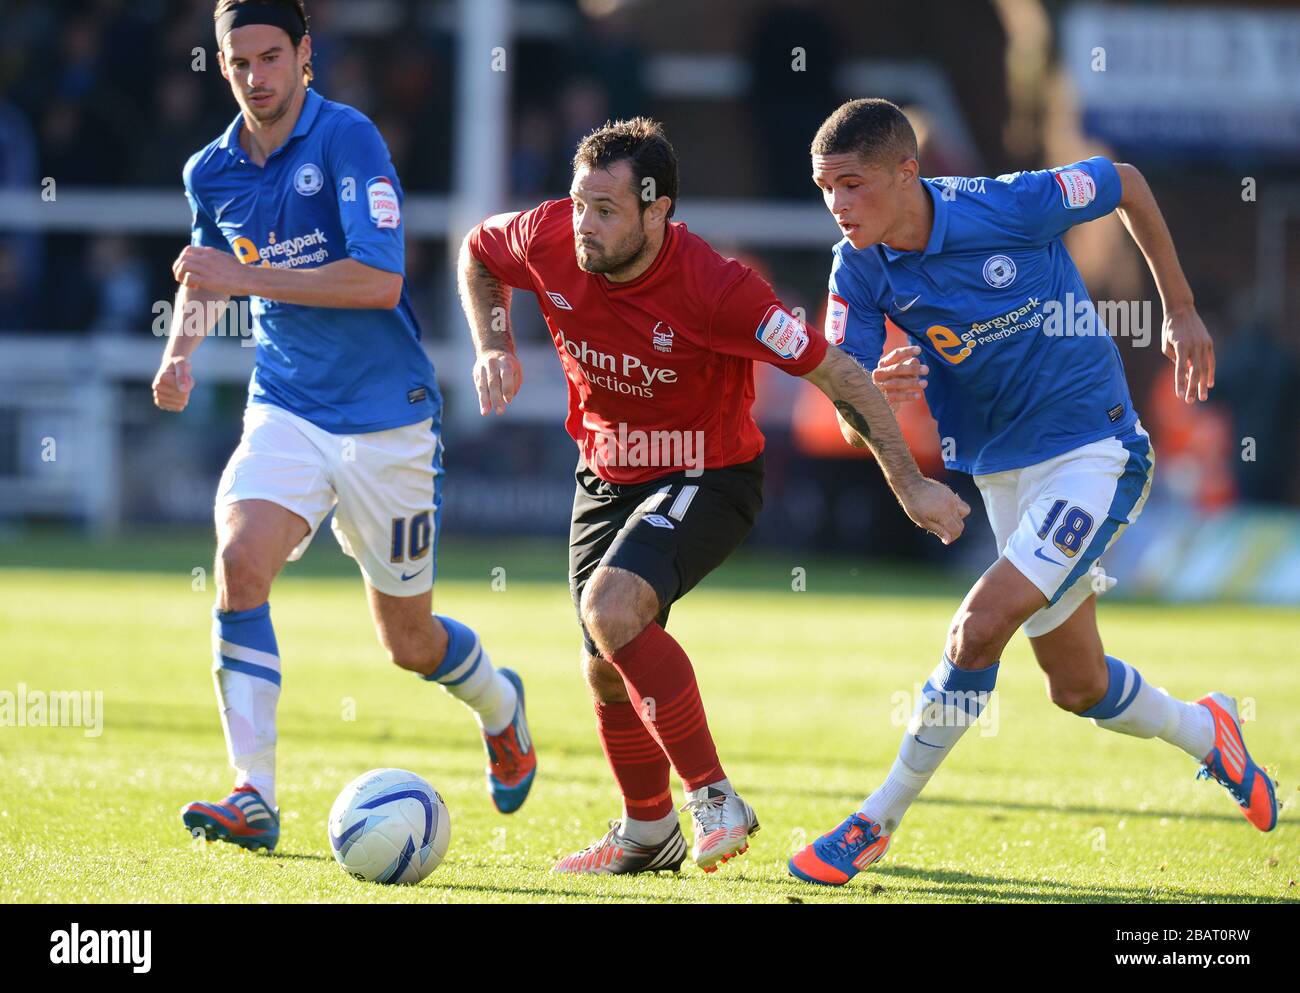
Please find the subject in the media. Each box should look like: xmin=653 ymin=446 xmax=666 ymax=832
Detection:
xmin=872 ymin=345 xmax=928 ymax=411
xmin=899 ymin=476 xmax=970 ymax=545
xmin=472 ymin=349 xmax=523 ymax=416
xmin=173 ymin=245 xmax=250 ymax=296
xmin=153 ymin=356 xmax=195 ymax=412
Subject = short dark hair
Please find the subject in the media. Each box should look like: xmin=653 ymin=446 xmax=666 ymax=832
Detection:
xmin=572 ymin=117 xmax=679 ymax=218
xmin=811 ymin=98 xmax=918 ymax=167
xmin=214 ymin=0 xmax=313 ymax=80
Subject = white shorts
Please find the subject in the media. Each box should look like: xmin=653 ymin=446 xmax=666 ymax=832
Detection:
xmin=974 ymin=426 xmax=1154 ymax=637
xmin=216 ymin=402 xmax=444 ymax=597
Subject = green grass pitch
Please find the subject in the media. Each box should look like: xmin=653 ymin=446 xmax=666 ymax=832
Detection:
xmin=0 ymin=530 xmax=1295 ymax=903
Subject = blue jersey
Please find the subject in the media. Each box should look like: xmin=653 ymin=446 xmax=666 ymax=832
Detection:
xmin=826 ymin=156 xmax=1138 ymax=475
xmin=183 ymin=88 xmax=439 ymax=434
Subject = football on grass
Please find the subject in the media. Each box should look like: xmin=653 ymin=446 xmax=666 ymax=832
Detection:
xmin=328 ymin=768 xmax=450 ymax=884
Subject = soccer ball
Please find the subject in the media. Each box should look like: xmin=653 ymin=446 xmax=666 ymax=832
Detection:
xmin=328 ymin=768 xmax=451 ymax=884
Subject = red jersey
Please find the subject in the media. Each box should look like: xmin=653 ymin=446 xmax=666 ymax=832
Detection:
xmin=468 ymin=199 xmax=827 ymax=484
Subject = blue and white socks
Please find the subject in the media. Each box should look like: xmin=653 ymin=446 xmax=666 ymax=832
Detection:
xmin=423 ymin=615 xmax=517 ymax=735
xmin=1081 ymin=655 xmax=1214 ymax=759
xmin=859 ymin=654 xmax=1216 ymax=836
xmin=212 ymin=604 xmax=281 ymax=809
xmin=861 ymin=655 xmax=999 ymax=834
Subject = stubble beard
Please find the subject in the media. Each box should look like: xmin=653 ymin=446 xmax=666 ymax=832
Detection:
xmin=576 ymin=225 xmax=648 ymax=279
xmin=246 ymin=79 xmax=299 ymax=128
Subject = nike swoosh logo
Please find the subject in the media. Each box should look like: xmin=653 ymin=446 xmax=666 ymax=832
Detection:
xmin=401 ymin=565 xmax=429 ymax=581
xmin=1033 ymin=547 xmax=1064 ymax=567
xmin=913 ymin=734 xmax=942 ymax=749
xmin=895 ymin=294 xmax=921 ymax=312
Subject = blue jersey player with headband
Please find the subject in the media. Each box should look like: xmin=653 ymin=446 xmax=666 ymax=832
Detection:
xmin=790 ymin=99 xmax=1276 ymax=887
xmin=152 ymin=0 xmax=536 ymax=855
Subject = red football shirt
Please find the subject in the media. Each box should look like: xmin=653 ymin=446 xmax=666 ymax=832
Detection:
xmin=468 ymin=199 xmax=828 ymax=484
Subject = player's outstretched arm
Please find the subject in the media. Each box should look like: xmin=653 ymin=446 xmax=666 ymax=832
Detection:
xmin=173 ymin=247 xmax=402 ymax=310
xmin=1113 ymin=162 xmax=1214 ymax=403
xmin=804 ymin=346 xmax=970 ymax=544
xmin=457 ymin=230 xmax=523 ymax=416
xmin=152 ymin=283 xmax=229 ymax=413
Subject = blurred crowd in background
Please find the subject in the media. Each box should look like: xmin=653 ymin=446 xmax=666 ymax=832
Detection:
xmin=0 ymin=0 xmax=1297 ymax=557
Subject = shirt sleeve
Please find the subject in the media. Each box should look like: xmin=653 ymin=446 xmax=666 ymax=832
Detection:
xmin=182 ymin=157 xmax=232 ymax=254
xmin=708 ymin=265 xmax=828 ymax=377
xmin=827 ymin=254 xmax=886 ymax=370
xmin=466 ymin=206 xmax=544 ymax=290
xmin=1002 ymin=155 xmax=1123 ymax=244
xmin=326 ymin=118 xmax=406 ymax=274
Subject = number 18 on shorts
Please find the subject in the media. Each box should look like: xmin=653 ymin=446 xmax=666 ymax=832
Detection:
xmin=975 ymin=427 xmax=1154 ymax=638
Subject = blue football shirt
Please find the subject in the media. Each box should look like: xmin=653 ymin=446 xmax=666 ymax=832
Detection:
xmin=826 ymin=156 xmax=1138 ymax=475
xmin=183 ymin=88 xmax=439 ymax=434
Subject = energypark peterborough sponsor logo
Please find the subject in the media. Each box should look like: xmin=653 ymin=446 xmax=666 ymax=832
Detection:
xmin=925 ymin=295 xmax=1152 ymax=364
xmin=555 ymin=327 xmax=678 ymax=399
xmin=232 ymin=227 xmax=332 ymax=269
xmin=925 ymin=297 xmax=1045 ymax=365
xmin=591 ymin=423 xmax=707 ymax=478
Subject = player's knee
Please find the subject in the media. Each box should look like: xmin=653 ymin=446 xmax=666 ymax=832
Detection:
xmin=1044 ymin=670 xmax=1107 ymax=714
xmin=947 ymin=608 xmax=1008 ymax=669
xmin=387 ymin=642 xmax=436 ymax=677
xmin=1045 ymin=675 xmax=1107 ymax=712
xmin=216 ymin=541 xmax=272 ymax=612
xmin=580 ymin=572 xmax=653 ymax=656
xmin=382 ymin=621 xmax=442 ymax=677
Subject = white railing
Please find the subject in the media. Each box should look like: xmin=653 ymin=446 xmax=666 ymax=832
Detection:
xmin=0 ymin=334 xmax=567 ymax=531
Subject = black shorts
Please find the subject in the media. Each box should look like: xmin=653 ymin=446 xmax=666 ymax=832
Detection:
xmin=569 ymin=454 xmax=765 ymax=656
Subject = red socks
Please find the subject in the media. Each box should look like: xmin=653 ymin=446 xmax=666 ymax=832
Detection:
xmin=594 ymin=700 xmax=673 ymax=820
xmin=607 ymin=622 xmax=726 ymax=792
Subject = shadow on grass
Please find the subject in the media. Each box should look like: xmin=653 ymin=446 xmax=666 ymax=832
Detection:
xmin=723 ymin=864 xmax=1296 ymax=904
xmin=76 ymin=707 xmax=1253 ymax=828
xmin=267 ymin=852 xmax=332 ymax=862
xmin=865 ymin=864 xmax=1299 ymax=904
xmin=429 ymin=880 xmax=699 ymax=903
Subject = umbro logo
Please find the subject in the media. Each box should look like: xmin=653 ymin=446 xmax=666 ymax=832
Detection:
xmin=546 ymin=291 xmax=572 ymax=310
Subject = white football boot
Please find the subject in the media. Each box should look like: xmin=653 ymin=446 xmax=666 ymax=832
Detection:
xmin=681 ymin=785 xmax=760 ymax=872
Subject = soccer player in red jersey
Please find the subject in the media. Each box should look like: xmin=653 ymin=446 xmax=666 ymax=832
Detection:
xmin=458 ymin=118 xmax=969 ymax=874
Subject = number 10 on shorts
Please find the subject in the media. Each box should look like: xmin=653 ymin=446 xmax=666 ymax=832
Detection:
xmin=390 ymin=511 xmax=433 ymax=563
xmin=1036 ymin=499 xmax=1094 ymax=558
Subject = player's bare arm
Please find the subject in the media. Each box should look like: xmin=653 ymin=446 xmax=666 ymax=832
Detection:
xmin=804 ymin=345 xmax=970 ymax=544
xmin=152 ymin=283 xmax=230 ymax=412
xmin=173 ymin=246 xmax=401 ymax=310
xmin=1113 ymin=162 xmax=1214 ymax=403
xmin=456 ymin=221 xmax=523 ymax=416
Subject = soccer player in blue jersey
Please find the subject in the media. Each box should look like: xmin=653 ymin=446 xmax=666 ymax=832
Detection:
xmin=151 ymin=0 xmax=536 ymax=855
xmin=790 ymin=99 xmax=1277 ymax=886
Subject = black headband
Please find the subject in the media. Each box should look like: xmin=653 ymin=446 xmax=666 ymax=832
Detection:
xmin=215 ymin=5 xmax=307 ymax=47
